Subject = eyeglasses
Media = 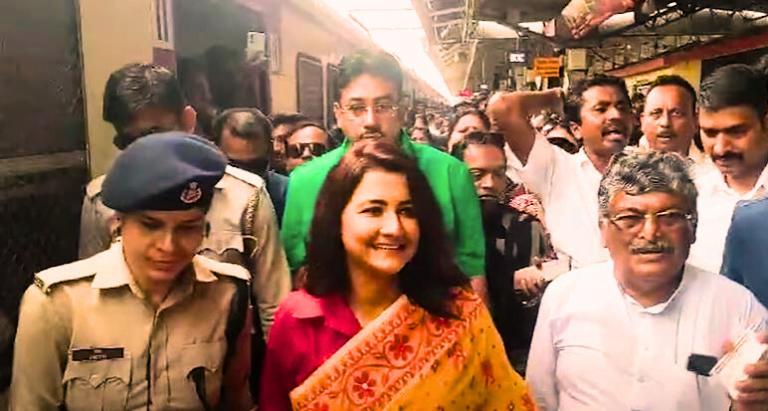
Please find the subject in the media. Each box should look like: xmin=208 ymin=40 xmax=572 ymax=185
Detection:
xmin=336 ymin=103 xmax=399 ymax=119
xmin=285 ymin=143 xmax=328 ymax=159
xmin=608 ymin=210 xmax=694 ymax=233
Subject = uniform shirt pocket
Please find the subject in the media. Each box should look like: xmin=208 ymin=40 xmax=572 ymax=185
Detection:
xmin=173 ymin=340 xmax=227 ymax=409
xmin=63 ymin=356 xmax=131 ymax=411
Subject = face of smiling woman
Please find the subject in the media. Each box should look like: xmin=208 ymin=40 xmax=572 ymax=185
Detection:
xmin=341 ymin=169 xmax=420 ymax=279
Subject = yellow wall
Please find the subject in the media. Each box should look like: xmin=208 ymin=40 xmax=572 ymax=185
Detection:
xmin=624 ymin=60 xmax=702 ymax=95
xmin=78 ymin=0 xmax=155 ymax=178
xmin=271 ymin=0 xmax=374 ymax=117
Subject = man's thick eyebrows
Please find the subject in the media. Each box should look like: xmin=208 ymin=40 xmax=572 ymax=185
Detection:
xmin=373 ymin=95 xmax=397 ymax=103
xmin=701 ymin=124 xmax=747 ymax=135
xmin=344 ymin=94 xmax=397 ymax=103
xmin=590 ymin=99 xmax=611 ymax=108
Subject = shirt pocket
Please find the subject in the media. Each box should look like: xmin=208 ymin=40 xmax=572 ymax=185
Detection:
xmin=173 ymin=340 xmax=227 ymax=409
xmin=63 ymin=357 xmax=131 ymax=411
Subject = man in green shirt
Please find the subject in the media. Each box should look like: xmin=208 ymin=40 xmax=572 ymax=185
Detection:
xmin=281 ymin=49 xmax=487 ymax=296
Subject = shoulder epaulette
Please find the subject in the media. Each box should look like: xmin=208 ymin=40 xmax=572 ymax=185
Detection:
xmin=225 ymin=165 xmax=265 ymax=189
xmin=33 ymin=258 xmax=98 ymax=294
xmin=85 ymin=175 xmax=106 ymax=199
xmin=194 ymin=254 xmax=250 ymax=282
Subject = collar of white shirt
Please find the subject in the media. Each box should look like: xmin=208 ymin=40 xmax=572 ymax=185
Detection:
xmin=574 ymin=148 xmax=596 ymax=173
xmin=616 ymin=265 xmax=692 ymax=315
xmin=700 ymin=162 xmax=768 ymax=201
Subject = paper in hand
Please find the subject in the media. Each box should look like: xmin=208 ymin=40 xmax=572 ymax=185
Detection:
xmin=710 ymin=325 xmax=768 ymax=399
xmin=514 ymin=258 xmax=571 ymax=284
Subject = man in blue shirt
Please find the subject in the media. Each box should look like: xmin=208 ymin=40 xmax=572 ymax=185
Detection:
xmin=721 ymin=197 xmax=768 ymax=307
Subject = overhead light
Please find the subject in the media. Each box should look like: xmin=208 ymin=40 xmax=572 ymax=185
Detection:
xmin=321 ymin=0 xmax=453 ymax=99
xmin=667 ymin=2 xmax=677 ymax=7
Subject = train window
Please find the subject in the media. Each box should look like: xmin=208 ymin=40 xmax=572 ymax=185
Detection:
xmin=153 ymin=0 xmax=173 ymax=45
xmin=297 ymin=53 xmax=324 ymax=122
xmin=326 ymin=64 xmax=339 ymax=129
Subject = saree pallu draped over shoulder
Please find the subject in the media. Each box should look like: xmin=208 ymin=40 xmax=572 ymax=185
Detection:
xmin=289 ymin=289 xmax=537 ymax=410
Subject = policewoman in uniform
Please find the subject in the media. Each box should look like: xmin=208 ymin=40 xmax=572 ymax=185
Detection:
xmin=11 ymin=134 xmax=253 ymax=410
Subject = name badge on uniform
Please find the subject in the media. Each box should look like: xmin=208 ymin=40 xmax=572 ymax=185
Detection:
xmin=71 ymin=347 xmax=124 ymax=361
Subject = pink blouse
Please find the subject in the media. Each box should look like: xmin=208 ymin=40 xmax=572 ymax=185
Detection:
xmin=258 ymin=290 xmax=362 ymax=411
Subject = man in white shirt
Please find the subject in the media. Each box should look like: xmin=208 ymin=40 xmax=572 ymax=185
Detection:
xmin=527 ymin=151 xmax=768 ymax=411
xmin=688 ymin=63 xmax=768 ymax=273
xmin=640 ymin=74 xmax=710 ymax=167
xmin=486 ymin=75 xmax=633 ymax=268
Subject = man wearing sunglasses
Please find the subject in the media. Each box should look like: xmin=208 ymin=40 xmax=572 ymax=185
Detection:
xmin=527 ymin=151 xmax=768 ymax=411
xmin=281 ymin=49 xmax=487 ymax=300
xmin=283 ymin=122 xmax=330 ymax=174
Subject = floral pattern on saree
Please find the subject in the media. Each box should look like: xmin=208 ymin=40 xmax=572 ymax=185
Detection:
xmin=290 ymin=289 xmax=537 ymax=411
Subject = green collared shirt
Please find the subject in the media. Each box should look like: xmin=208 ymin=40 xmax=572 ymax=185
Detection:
xmin=281 ymin=132 xmax=485 ymax=277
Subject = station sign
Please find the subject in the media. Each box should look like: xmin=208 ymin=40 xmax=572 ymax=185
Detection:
xmin=509 ymin=51 xmax=527 ymax=64
xmin=534 ymin=57 xmax=561 ymax=78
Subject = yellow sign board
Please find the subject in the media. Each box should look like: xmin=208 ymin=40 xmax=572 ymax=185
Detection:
xmin=534 ymin=57 xmax=561 ymax=78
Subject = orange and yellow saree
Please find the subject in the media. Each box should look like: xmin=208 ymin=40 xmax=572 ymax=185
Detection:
xmin=289 ymin=289 xmax=536 ymax=410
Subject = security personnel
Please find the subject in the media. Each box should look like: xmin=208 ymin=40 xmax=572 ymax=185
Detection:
xmin=78 ymin=63 xmax=290 ymax=340
xmin=12 ymin=134 xmax=253 ymax=410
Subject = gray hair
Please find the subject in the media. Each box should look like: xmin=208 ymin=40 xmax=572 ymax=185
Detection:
xmin=598 ymin=151 xmax=698 ymax=227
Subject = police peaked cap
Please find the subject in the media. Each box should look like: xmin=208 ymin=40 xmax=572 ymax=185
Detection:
xmin=102 ymin=132 xmax=226 ymax=212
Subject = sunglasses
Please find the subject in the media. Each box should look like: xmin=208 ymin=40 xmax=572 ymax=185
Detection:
xmin=285 ymin=143 xmax=328 ymax=159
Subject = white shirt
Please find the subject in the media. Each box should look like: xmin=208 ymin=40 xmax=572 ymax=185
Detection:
xmin=689 ymin=166 xmax=768 ymax=273
xmin=527 ymin=261 xmax=768 ymax=411
xmin=508 ymin=137 xmax=608 ymax=268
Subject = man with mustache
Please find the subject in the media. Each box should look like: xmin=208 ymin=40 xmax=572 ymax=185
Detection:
xmin=487 ymin=75 xmax=633 ymax=268
xmin=527 ymin=151 xmax=768 ymax=410
xmin=281 ymin=50 xmax=487 ymax=298
xmin=687 ymin=62 xmax=768 ymax=274
xmin=640 ymin=75 xmax=708 ymax=165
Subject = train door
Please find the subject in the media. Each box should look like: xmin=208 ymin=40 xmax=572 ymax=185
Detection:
xmin=174 ymin=0 xmax=271 ymax=116
xmin=0 ymin=0 xmax=88 ymax=391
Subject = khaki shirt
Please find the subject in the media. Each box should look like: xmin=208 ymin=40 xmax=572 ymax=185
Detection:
xmin=11 ymin=242 xmax=252 ymax=411
xmin=79 ymin=166 xmax=290 ymax=336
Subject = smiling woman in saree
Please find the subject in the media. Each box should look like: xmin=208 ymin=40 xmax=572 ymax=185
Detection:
xmin=259 ymin=140 xmax=536 ymax=410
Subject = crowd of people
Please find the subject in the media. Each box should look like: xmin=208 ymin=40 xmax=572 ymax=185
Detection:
xmin=5 ymin=46 xmax=768 ymax=411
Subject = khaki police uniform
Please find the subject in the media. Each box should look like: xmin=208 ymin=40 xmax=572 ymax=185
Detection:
xmin=11 ymin=242 xmax=252 ymax=411
xmin=79 ymin=166 xmax=290 ymax=337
